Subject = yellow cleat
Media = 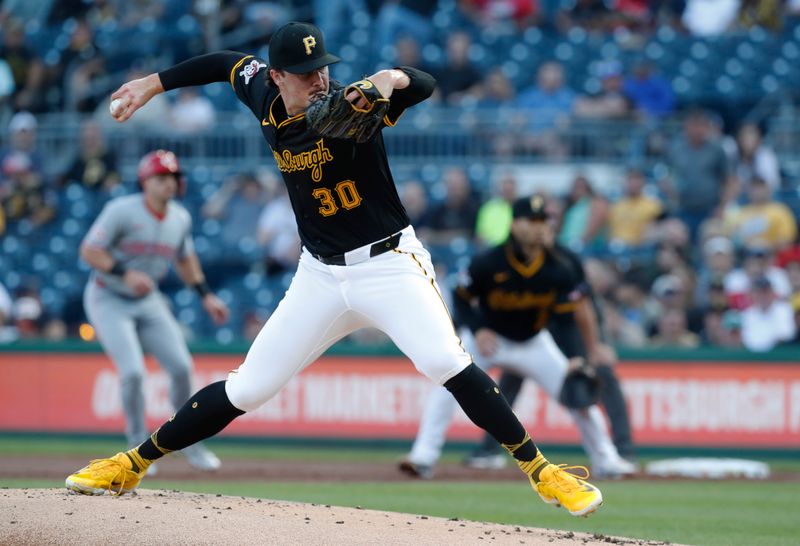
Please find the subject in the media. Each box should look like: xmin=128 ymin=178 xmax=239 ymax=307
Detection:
xmin=532 ymin=464 xmax=603 ymax=517
xmin=65 ymin=452 xmax=145 ymax=496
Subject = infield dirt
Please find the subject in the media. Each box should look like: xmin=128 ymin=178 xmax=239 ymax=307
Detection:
xmin=1 ymin=488 xmax=676 ymax=546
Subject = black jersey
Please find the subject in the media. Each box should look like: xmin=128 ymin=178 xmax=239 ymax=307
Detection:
xmin=453 ymin=240 xmax=586 ymax=342
xmin=227 ymin=55 xmax=434 ymax=257
xmin=546 ymin=249 xmax=593 ymax=358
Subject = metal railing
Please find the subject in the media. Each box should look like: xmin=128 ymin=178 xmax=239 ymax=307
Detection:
xmin=25 ymin=107 xmax=800 ymax=183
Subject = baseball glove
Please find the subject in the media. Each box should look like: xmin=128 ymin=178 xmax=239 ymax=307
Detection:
xmin=306 ymin=79 xmax=390 ymax=143
xmin=559 ymin=358 xmax=600 ymax=410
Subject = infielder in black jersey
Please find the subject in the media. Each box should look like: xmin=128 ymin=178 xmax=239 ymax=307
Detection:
xmin=465 ymin=253 xmax=637 ymax=471
xmin=467 ymin=297 xmax=637 ymax=470
xmin=65 ymin=22 xmax=602 ymax=517
xmin=400 ymin=196 xmax=635 ymax=479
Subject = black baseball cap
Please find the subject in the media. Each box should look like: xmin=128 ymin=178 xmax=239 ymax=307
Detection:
xmin=512 ymin=195 xmax=549 ymax=220
xmin=268 ymin=22 xmax=340 ymax=74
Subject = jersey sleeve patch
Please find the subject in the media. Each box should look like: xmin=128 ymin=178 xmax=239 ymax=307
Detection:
xmin=230 ymin=55 xmax=272 ymax=121
xmin=239 ymin=58 xmax=267 ymax=85
xmin=229 ymin=55 xmax=253 ymax=88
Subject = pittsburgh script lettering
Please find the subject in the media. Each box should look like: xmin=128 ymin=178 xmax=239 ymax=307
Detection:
xmin=273 ymin=139 xmax=333 ymax=182
xmin=487 ymin=290 xmax=556 ymax=311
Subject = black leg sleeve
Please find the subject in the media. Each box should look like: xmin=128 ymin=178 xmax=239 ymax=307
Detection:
xmin=596 ymin=365 xmax=635 ymax=458
xmin=137 ymin=381 xmax=245 ymax=460
xmin=474 ymin=370 xmax=526 ymax=454
xmin=445 ymin=364 xmax=538 ymax=461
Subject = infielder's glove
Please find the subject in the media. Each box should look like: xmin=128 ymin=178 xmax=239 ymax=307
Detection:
xmin=306 ymin=79 xmax=390 ymax=143
xmin=559 ymin=357 xmax=600 ymax=410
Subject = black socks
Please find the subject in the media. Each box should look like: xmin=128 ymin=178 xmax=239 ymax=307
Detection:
xmin=135 ymin=381 xmax=245 ymax=461
xmin=444 ymin=364 xmax=539 ymax=462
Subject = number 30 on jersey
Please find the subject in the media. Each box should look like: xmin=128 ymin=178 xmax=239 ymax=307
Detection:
xmin=312 ymin=180 xmax=363 ymax=216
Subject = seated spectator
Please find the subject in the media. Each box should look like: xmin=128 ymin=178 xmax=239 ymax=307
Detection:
xmin=476 ymin=67 xmax=516 ymax=110
xmin=557 ymin=174 xmax=609 ymax=253
xmin=741 ymin=276 xmax=795 ymax=352
xmin=700 ymin=278 xmax=742 ymax=347
xmin=650 ymin=309 xmax=700 ymax=348
xmin=203 ymin=171 xmax=269 ymax=279
xmin=728 ymin=177 xmax=796 ymax=251
xmin=656 ymin=217 xmax=691 ymax=249
xmin=399 ymin=179 xmax=432 ymax=233
xmin=602 ymin=302 xmax=648 ymax=347
xmin=59 ymin=18 xmax=109 ymax=112
xmin=583 ymin=258 xmax=647 ymax=346
xmin=431 ymin=31 xmax=483 ymax=106
xmin=204 ymin=170 xmax=269 ymax=243
xmin=425 ymin=167 xmax=481 ymax=245
xmin=514 ymin=61 xmax=576 ymax=158
xmin=256 ymin=174 xmax=300 ymax=276
xmin=635 ymin=223 xmax=694 ymax=292
xmin=695 ymin=236 xmax=736 ymax=308
xmin=11 ymin=284 xmax=44 ymax=339
xmin=1 ymin=111 xmax=44 ymax=175
xmin=0 ymin=151 xmax=57 ymax=228
xmin=171 ymin=87 xmax=217 ymax=133
xmin=0 ymin=19 xmax=46 ymax=112
xmin=574 ymin=61 xmax=631 ymax=120
xmin=59 ymin=119 xmax=120 ymax=191
xmin=583 ymin=257 xmax=618 ymax=300
xmin=725 ymin=246 xmax=792 ymax=309
xmin=608 ymin=167 xmax=663 ymax=248
xmin=474 ymin=68 xmax=518 ymax=156
xmin=646 ymin=273 xmax=703 ymax=336
xmin=374 ymin=0 xmax=437 ymax=57
xmin=392 ymin=35 xmax=428 ymax=70
xmin=475 ymin=173 xmax=517 ymax=246
xmin=611 ymin=279 xmax=648 ymax=333
xmin=729 ymin=123 xmax=781 ymax=195
xmin=623 ymin=59 xmax=675 ymax=120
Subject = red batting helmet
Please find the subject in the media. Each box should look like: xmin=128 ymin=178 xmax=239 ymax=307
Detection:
xmin=137 ymin=149 xmax=186 ymax=196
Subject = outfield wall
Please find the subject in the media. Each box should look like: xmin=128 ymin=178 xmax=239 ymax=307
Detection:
xmin=1 ymin=343 xmax=799 ymax=448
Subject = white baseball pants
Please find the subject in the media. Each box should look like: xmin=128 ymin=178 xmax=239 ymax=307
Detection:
xmin=225 ymin=226 xmax=472 ymax=411
xmin=407 ymin=328 xmax=622 ymax=470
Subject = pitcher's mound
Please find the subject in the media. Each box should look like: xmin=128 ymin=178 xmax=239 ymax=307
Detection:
xmin=1 ymin=488 xmax=665 ymax=545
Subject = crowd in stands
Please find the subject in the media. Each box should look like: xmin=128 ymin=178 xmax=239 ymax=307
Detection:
xmin=1 ymin=1 xmax=800 ymax=353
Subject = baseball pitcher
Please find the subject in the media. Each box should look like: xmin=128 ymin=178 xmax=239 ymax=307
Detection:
xmin=66 ymin=22 xmax=603 ymax=517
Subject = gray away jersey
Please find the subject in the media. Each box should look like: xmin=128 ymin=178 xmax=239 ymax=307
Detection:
xmin=83 ymin=194 xmax=194 ymax=297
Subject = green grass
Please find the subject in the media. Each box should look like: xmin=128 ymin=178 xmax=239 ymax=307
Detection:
xmin=2 ymin=435 xmax=799 ymax=546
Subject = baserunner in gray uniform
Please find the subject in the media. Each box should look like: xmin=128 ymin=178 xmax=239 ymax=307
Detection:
xmin=81 ymin=149 xmax=230 ymax=472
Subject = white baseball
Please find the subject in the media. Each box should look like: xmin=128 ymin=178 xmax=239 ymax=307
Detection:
xmin=109 ymin=98 xmax=125 ymax=117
